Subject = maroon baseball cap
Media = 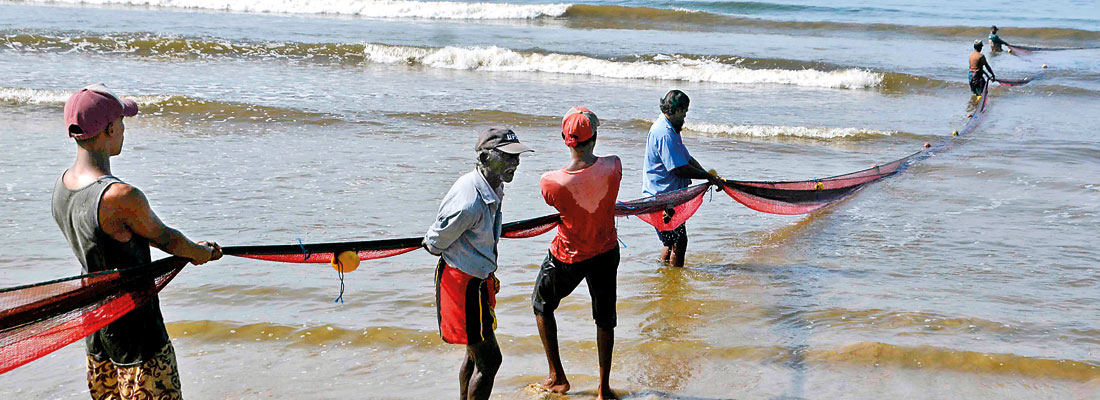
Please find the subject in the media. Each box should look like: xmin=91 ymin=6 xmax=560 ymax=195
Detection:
xmin=476 ymin=127 xmax=533 ymax=154
xmin=64 ymin=83 xmax=139 ymax=140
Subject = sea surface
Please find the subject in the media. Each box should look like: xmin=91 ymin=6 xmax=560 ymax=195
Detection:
xmin=0 ymin=0 xmax=1098 ymax=399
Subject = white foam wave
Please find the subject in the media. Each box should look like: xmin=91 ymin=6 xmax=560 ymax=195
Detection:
xmin=0 ymin=88 xmax=71 ymax=105
xmin=20 ymin=0 xmax=570 ymax=19
xmin=685 ymin=122 xmax=895 ymax=139
xmin=0 ymin=87 xmax=170 ymax=106
xmin=363 ymin=44 xmax=883 ymax=89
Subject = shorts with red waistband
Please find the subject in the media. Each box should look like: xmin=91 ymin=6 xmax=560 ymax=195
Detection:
xmin=435 ymin=258 xmax=499 ymax=345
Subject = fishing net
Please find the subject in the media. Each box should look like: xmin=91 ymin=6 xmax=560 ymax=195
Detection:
xmin=226 ymin=238 xmax=423 ymax=263
xmin=0 ymin=257 xmax=188 ymax=375
xmin=995 ymin=70 xmax=1044 ymax=87
xmin=1008 ymin=44 xmax=1097 ymax=52
xmin=2 ymin=81 xmax=1010 ymax=377
xmin=722 ymin=154 xmax=915 ymax=215
xmin=502 ymin=214 xmax=560 ymax=239
xmin=616 ymin=184 xmax=711 ymax=231
xmin=224 ymin=187 xmax=715 ymax=263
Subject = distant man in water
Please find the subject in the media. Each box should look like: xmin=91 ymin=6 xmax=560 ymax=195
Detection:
xmin=643 ymin=90 xmax=725 ymax=268
xmin=989 ymin=26 xmax=1011 ymax=52
xmin=52 ymin=83 xmax=222 ymax=400
xmin=423 ymin=127 xmax=532 ymax=400
xmin=969 ymin=41 xmax=996 ymax=96
xmin=533 ymin=107 xmax=622 ymax=399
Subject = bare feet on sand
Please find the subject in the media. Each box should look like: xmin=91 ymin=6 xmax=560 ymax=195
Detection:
xmin=541 ymin=375 xmax=570 ymax=394
xmin=597 ymin=385 xmax=618 ymax=400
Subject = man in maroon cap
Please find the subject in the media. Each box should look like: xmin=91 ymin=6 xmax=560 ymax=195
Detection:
xmin=423 ymin=127 xmax=532 ymax=400
xmin=533 ymin=107 xmax=622 ymax=399
xmin=51 ymin=83 xmax=222 ymax=400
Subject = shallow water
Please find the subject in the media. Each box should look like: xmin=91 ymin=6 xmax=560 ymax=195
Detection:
xmin=0 ymin=1 xmax=1098 ymax=399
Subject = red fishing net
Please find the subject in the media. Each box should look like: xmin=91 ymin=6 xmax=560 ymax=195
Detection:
xmin=234 ymin=247 xmax=420 ymax=263
xmin=502 ymin=214 xmax=560 ymax=239
xmin=0 ymin=257 xmax=187 ymax=374
xmin=722 ymin=155 xmax=913 ymax=215
xmin=616 ymin=184 xmax=711 ymax=231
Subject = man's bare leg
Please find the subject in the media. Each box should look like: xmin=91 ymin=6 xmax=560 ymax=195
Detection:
xmin=458 ymin=352 xmax=475 ymax=400
xmin=465 ymin=337 xmax=502 ymax=400
xmin=659 ymin=246 xmax=672 ymax=263
xmin=669 ymin=239 xmax=687 ymax=268
xmin=596 ymin=327 xmax=618 ymax=400
xmin=536 ymin=313 xmax=570 ymax=393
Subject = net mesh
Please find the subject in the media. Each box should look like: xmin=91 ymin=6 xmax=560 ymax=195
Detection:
xmin=995 ymin=70 xmax=1044 ymax=87
xmin=224 ymin=237 xmax=423 ymax=263
xmin=0 ymin=257 xmax=187 ymax=374
xmin=1008 ymin=44 xmax=1097 ymax=52
xmin=235 ymin=247 xmax=420 ymax=263
xmin=502 ymin=214 xmax=560 ymax=239
xmin=223 ymin=187 xmax=715 ymax=263
xmin=722 ymin=155 xmax=913 ymax=215
xmin=617 ymin=184 xmax=711 ymax=231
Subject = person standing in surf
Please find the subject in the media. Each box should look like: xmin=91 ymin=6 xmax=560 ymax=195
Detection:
xmin=423 ymin=127 xmax=532 ymax=400
xmin=969 ymin=40 xmax=997 ymax=96
xmin=643 ymin=90 xmax=725 ymax=268
xmin=52 ymin=83 xmax=222 ymax=400
xmin=532 ymin=107 xmax=622 ymax=399
xmin=989 ymin=26 xmax=1011 ymax=52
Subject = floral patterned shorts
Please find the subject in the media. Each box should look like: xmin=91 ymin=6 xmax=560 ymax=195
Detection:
xmin=86 ymin=342 xmax=182 ymax=400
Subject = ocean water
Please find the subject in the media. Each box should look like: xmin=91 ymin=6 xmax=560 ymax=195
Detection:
xmin=0 ymin=0 xmax=1097 ymax=399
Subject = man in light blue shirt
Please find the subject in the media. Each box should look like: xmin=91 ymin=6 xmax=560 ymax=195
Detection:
xmin=643 ymin=90 xmax=724 ymax=268
xmin=423 ymin=127 xmax=532 ymax=400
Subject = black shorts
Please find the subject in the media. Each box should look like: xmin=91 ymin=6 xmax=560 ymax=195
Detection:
xmin=969 ymin=71 xmax=987 ymax=96
xmin=655 ymin=224 xmax=687 ymax=248
xmin=532 ymin=247 xmax=619 ymax=329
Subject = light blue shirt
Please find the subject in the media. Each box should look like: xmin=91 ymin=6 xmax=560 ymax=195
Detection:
xmin=423 ymin=170 xmax=503 ymax=279
xmin=642 ymin=114 xmax=692 ymax=196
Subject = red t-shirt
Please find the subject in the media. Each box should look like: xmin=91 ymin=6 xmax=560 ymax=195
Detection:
xmin=539 ymin=155 xmax=622 ymax=263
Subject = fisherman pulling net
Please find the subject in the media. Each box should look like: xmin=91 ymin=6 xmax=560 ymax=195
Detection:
xmin=0 ymin=73 xmax=1023 ymax=376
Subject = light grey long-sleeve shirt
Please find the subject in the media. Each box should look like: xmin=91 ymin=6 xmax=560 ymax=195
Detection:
xmin=423 ymin=170 xmax=503 ymax=279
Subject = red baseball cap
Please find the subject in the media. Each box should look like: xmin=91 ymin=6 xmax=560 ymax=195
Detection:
xmin=562 ymin=106 xmax=598 ymax=147
xmin=64 ymin=83 xmax=139 ymax=140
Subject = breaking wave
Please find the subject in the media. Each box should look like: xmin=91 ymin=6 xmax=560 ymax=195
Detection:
xmin=361 ymin=44 xmax=883 ymax=89
xmin=15 ymin=0 xmax=570 ymax=19
xmin=1 ymin=33 xmax=885 ymax=89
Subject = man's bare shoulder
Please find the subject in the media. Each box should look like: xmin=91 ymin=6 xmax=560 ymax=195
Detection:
xmin=101 ymin=182 xmax=149 ymax=213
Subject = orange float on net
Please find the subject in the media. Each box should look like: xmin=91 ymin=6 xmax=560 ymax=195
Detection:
xmin=331 ymin=250 xmax=360 ymax=273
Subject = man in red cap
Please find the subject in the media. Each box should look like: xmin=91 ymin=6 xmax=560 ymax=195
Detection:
xmin=423 ymin=127 xmax=532 ymax=400
xmin=532 ymin=107 xmax=622 ymax=399
xmin=51 ymin=83 xmax=222 ymax=400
